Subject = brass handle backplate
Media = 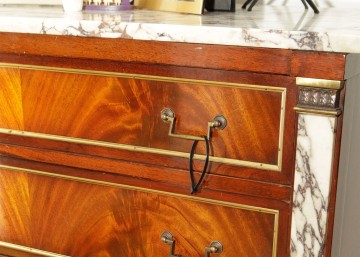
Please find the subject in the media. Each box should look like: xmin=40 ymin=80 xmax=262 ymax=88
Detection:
xmin=160 ymin=108 xmax=227 ymax=141
xmin=205 ymin=241 xmax=223 ymax=257
xmin=161 ymin=231 xmax=182 ymax=257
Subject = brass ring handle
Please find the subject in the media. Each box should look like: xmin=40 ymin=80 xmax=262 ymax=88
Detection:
xmin=205 ymin=241 xmax=223 ymax=257
xmin=160 ymin=231 xmax=182 ymax=257
xmin=160 ymin=108 xmax=227 ymax=141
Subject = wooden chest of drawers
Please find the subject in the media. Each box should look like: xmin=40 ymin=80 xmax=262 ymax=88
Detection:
xmin=0 ymin=32 xmax=357 ymax=257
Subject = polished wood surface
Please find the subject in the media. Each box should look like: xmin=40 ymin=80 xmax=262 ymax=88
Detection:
xmin=0 ymin=167 xmax=278 ymax=257
xmin=20 ymin=69 xmax=281 ymax=163
xmin=0 ymin=59 xmax=297 ymax=184
xmin=0 ymin=68 xmax=23 ymax=130
xmin=291 ymin=51 xmax=346 ymax=80
xmin=0 ymin=32 xmax=348 ymax=257
xmin=0 ymin=33 xmax=348 ymax=80
xmin=0 ymin=66 xmax=296 ymax=184
xmin=0 ymin=143 xmax=292 ymax=202
xmin=0 ymin=32 xmax=291 ymax=75
xmin=325 ymin=87 xmax=346 ymax=257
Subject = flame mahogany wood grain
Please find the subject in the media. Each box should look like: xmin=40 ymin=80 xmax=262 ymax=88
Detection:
xmin=20 ymin=70 xmax=280 ymax=163
xmin=0 ymin=156 xmax=291 ymax=257
xmin=0 ymin=165 xmax=280 ymax=257
xmin=0 ymin=143 xmax=292 ymax=202
xmin=0 ymin=31 xmax=347 ymax=257
xmin=0 ymin=66 xmax=296 ymax=184
xmin=0 ymin=156 xmax=291 ymax=212
xmin=0 ymin=68 xmax=23 ymax=130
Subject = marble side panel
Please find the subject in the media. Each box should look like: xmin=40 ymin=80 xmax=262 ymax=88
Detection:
xmin=291 ymin=114 xmax=336 ymax=257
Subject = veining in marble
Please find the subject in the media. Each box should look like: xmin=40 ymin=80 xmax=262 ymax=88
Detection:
xmin=1 ymin=2 xmax=360 ymax=53
xmin=291 ymin=114 xmax=336 ymax=257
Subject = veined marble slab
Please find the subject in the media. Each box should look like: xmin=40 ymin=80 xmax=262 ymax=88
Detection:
xmin=0 ymin=2 xmax=360 ymax=53
xmin=291 ymin=114 xmax=336 ymax=257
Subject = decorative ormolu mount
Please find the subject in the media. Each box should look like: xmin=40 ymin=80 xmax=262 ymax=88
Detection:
xmin=298 ymin=87 xmax=339 ymax=109
xmin=294 ymin=77 xmax=343 ymax=116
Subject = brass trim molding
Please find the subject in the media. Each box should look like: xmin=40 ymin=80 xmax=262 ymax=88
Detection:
xmin=0 ymin=241 xmax=70 ymax=257
xmin=0 ymin=62 xmax=287 ymax=172
xmin=0 ymin=164 xmax=278 ymax=214
xmin=294 ymin=107 xmax=342 ymax=116
xmin=0 ymin=62 xmax=285 ymax=92
xmin=296 ymin=77 xmax=344 ymax=89
xmin=0 ymin=128 xmax=280 ymax=171
xmin=0 ymin=164 xmax=279 ymax=257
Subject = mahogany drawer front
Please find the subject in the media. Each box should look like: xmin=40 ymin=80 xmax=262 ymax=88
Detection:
xmin=0 ymin=166 xmax=279 ymax=257
xmin=0 ymin=65 xmax=295 ymax=182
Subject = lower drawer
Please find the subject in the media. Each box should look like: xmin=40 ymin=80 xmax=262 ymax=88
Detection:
xmin=0 ymin=166 xmax=279 ymax=257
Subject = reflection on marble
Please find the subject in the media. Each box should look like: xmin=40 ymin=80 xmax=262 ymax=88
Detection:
xmin=0 ymin=3 xmax=360 ymax=53
xmin=291 ymin=114 xmax=336 ymax=257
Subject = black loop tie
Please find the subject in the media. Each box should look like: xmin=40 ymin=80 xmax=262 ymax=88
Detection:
xmin=189 ymin=135 xmax=210 ymax=194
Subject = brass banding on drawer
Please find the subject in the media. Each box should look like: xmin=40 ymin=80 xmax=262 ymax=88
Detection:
xmin=0 ymin=165 xmax=279 ymax=257
xmin=0 ymin=63 xmax=287 ymax=172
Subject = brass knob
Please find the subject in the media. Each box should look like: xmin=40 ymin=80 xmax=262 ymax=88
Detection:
xmin=205 ymin=241 xmax=223 ymax=257
xmin=160 ymin=231 xmax=182 ymax=257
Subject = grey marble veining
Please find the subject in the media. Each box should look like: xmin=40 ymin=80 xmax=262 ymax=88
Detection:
xmin=0 ymin=2 xmax=360 ymax=53
xmin=291 ymin=114 xmax=336 ymax=257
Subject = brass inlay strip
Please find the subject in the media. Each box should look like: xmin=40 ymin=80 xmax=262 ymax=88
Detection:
xmin=277 ymin=89 xmax=286 ymax=171
xmin=0 ymin=128 xmax=280 ymax=171
xmin=0 ymin=164 xmax=279 ymax=257
xmin=294 ymin=107 xmax=342 ymax=116
xmin=0 ymin=62 xmax=286 ymax=92
xmin=0 ymin=241 xmax=70 ymax=257
xmin=0 ymin=164 xmax=278 ymax=214
xmin=0 ymin=62 xmax=286 ymax=172
xmin=296 ymin=77 xmax=344 ymax=89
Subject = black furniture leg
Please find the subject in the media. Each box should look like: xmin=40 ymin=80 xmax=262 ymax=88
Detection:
xmin=242 ymin=0 xmax=253 ymax=9
xmin=242 ymin=0 xmax=319 ymax=13
xmin=300 ymin=0 xmax=308 ymax=9
xmin=305 ymin=0 xmax=320 ymax=13
xmin=247 ymin=0 xmax=259 ymax=11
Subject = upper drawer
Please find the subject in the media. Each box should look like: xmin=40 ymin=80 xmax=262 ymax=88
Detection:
xmin=0 ymin=65 xmax=294 ymax=181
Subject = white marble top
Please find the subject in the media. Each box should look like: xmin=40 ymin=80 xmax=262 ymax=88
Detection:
xmin=1 ymin=1 xmax=360 ymax=53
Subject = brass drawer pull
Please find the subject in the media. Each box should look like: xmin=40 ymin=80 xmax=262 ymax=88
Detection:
xmin=205 ymin=241 xmax=223 ymax=257
xmin=160 ymin=108 xmax=227 ymax=141
xmin=189 ymin=135 xmax=209 ymax=194
xmin=160 ymin=231 xmax=182 ymax=257
xmin=161 ymin=108 xmax=227 ymax=194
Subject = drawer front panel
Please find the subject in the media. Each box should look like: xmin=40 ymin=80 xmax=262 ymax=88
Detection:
xmin=0 ymin=66 xmax=287 ymax=173
xmin=0 ymin=166 xmax=278 ymax=257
